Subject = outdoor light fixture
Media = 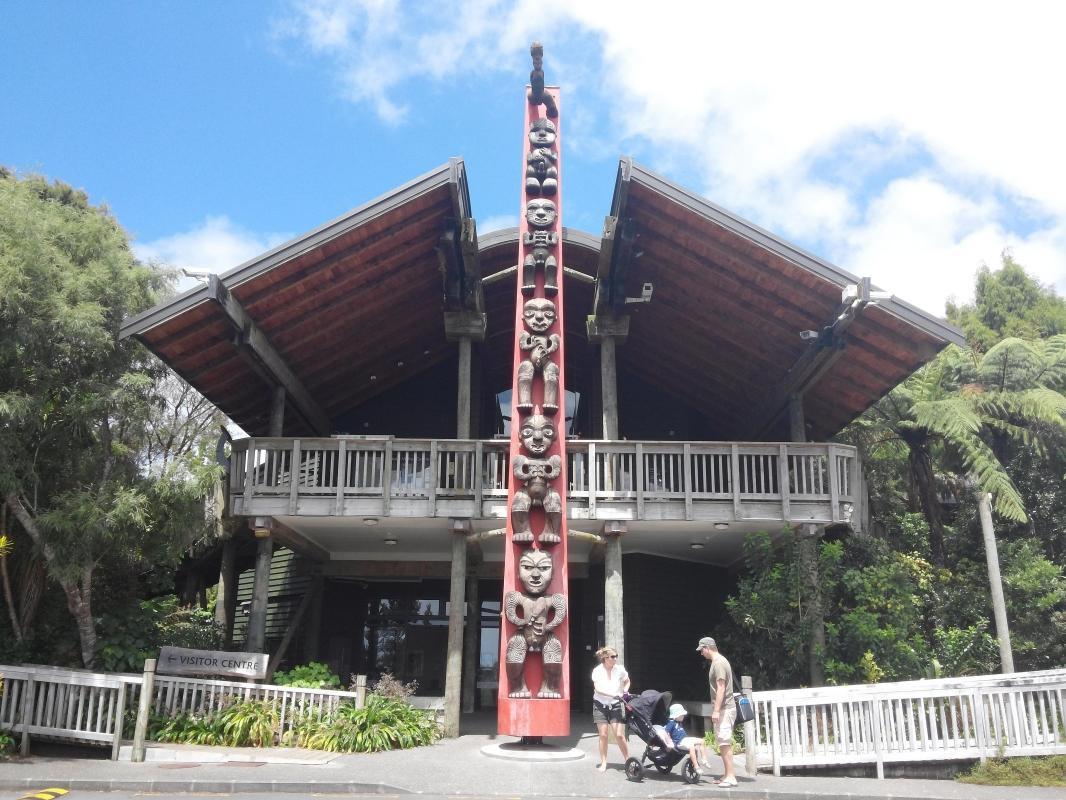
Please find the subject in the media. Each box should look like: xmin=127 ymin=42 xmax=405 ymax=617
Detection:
xmin=689 ymin=542 xmax=705 ymax=550
xmin=799 ymin=329 xmax=820 ymax=341
xmin=362 ymin=517 xmax=379 ymax=526
xmin=714 ymin=523 xmax=729 ymax=530
xmin=383 ymin=538 xmax=398 ymax=546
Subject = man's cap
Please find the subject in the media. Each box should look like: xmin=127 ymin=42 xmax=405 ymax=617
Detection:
xmin=668 ymin=703 xmax=687 ymax=720
xmin=696 ymin=636 xmax=717 ymax=650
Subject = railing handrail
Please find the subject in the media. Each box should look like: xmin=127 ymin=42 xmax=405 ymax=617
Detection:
xmin=752 ymin=667 xmax=1066 ymax=702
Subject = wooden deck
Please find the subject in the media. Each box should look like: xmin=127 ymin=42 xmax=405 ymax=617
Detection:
xmin=229 ymin=438 xmax=863 ymax=530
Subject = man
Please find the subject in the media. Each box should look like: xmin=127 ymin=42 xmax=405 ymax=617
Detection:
xmin=696 ymin=636 xmax=737 ymax=787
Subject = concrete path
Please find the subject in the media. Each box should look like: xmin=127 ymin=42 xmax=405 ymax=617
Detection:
xmin=0 ymin=715 xmax=1059 ymax=799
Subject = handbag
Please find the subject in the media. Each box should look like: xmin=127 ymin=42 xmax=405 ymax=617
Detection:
xmin=731 ymin=674 xmax=755 ymax=723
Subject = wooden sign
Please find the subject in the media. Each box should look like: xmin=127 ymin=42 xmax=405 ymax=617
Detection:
xmin=157 ymin=646 xmax=268 ymax=679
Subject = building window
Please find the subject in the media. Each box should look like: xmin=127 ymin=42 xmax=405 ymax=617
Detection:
xmin=495 ymin=389 xmax=581 ymax=437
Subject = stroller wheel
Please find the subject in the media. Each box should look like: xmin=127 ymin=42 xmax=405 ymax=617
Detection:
xmin=624 ymin=757 xmax=644 ymax=782
xmin=682 ymin=760 xmax=700 ymax=784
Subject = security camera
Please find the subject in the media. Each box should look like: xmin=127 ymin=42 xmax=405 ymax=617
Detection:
xmin=625 ymin=282 xmax=655 ymax=304
xmin=798 ymin=329 xmax=820 ymax=341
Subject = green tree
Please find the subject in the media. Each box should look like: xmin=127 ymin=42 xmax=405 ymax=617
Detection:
xmin=948 ymin=254 xmax=1066 ymax=352
xmin=0 ymin=171 xmax=216 ymax=667
xmin=848 ymin=337 xmax=1066 ymax=566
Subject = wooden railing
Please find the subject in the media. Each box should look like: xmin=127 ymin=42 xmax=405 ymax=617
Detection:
xmin=749 ymin=669 xmax=1066 ymax=777
xmin=0 ymin=664 xmax=136 ymax=759
xmin=229 ymin=438 xmax=862 ymax=529
xmin=0 ymin=663 xmax=388 ymax=758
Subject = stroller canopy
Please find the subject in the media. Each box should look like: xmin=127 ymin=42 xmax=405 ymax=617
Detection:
xmin=628 ymin=689 xmax=673 ymax=726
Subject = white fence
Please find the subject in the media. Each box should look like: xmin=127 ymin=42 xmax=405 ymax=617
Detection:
xmin=749 ymin=669 xmax=1066 ymax=777
xmin=0 ymin=664 xmax=379 ymax=759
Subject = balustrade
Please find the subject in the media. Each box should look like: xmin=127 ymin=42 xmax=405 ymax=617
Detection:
xmin=229 ymin=438 xmax=861 ymax=527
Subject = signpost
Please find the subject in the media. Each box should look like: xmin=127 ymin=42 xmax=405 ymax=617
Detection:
xmin=157 ymin=646 xmax=268 ymax=679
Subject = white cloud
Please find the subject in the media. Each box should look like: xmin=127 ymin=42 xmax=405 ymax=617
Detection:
xmin=273 ymin=0 xmax=1066 ymax=316
xmin=134 ymin=216 xmax=290 ymax=293
xmin=478 ymin=213 xmax=518 ymax=234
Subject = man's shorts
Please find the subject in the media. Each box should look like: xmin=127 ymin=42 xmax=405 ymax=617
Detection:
xmin=593 ymin=700 xmax=624 ymax=725
xmin=714 ymin=703 xmax=738 ymax=744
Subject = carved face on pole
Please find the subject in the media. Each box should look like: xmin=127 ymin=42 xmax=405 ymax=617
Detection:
xmin=518 ymin=549 xmax=553 ymax=595
xmin=520 ymin=414 xmax=556 ymax=456
xmin=526 ymin=198 xmax=557 ymax=228
xmin=529 ymin=118 xmax=557 ymax=147
xmin=523 ymin=298 xmax=556 ymax=334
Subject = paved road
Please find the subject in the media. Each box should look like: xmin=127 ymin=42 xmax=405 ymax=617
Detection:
xmin=2 ymin=718 xmax=1060 ymax=800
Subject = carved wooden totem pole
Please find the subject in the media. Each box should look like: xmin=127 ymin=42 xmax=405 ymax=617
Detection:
xmin=498 ymin=42 xmax=570 ymax=738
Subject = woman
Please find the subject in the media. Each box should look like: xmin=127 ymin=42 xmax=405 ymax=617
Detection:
xmin=591 ymin=646 xmax=630 ymax=771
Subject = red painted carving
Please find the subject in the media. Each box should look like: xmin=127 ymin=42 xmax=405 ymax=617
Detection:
xmin=497 ymin=56 xmax=570 ymax=737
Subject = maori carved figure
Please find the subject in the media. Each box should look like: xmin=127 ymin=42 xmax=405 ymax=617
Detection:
xmin=528 ymin=41 xmax=558 ymax=118
xmin=512 ymin=415 xmax=562 ymax=544
xmin=526 ymin=145 xmax=558 ymax=196
xmin=505 ymin=548 xmax=567 ymax=698
xmin=517 ymin=299 xmax=560 ymax=414
xmin=523 ymin=199 xmax=559 ymax=296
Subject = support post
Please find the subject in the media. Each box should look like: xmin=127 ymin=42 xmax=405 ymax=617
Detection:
xmin=601 ymin=336 xmax=618 ymax=440
xmin=603 ymin=521 xmax=626 ymax=664
xmin=353 ymin=674 xmax=367 ymax=708
xmin=246 ymin=519 xmax=274 ymax=655
xmin=443 ymin=519 xmax=470 ymax=737
xmin=457 ymin=337 xmax=472 ymax=439
xmin=19 ymin=676 xmax=35 ymax=756
xmin=978 ymin=492 xmax=1015 ymax=673
xmin=788 ymin=392 xmax=805 ymax=443
xmin=462 ymin=572 xmax=479 ymax=713
xmin=110 ymin=680 xmax=128 ymax=761
xmin=742 ymin=675 xmax=756 ymax=775
xmin=215 ymin=535 xmax=237 ymax=648
xmin=269 ymin=385 xmax=285 ymax=437
xmin=587 ymin=314 xmax=629 ymax=440
xmin=131 ymin=658 xmax=157 ymax=763
xmin=445 ymin=311 xmax=487 ymax=440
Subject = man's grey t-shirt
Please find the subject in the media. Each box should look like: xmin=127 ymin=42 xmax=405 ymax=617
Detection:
xmin=708 ymin=654 xmax=733 ymax=707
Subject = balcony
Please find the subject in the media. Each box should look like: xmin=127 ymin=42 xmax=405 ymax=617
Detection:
xmin=230 ymin=438 xmax=863 ymax=531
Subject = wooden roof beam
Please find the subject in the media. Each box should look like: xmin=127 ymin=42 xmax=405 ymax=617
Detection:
xmin=439 ymin=217 xmax=484 ymax=313
xmin=209 ymin=275 xmax=331 ymax=436
xmin=746 ymin=278 xmax=879 ymax=440
xmin=592 ymin=215 xmax=639 ymax=315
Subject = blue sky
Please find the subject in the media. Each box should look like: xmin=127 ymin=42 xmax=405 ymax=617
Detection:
xmin=4 ymin=1 xmax=1065 ymax=316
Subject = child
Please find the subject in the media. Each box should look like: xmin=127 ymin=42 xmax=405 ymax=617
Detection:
xmin=664 ymin=703 xmax=712 ymax=774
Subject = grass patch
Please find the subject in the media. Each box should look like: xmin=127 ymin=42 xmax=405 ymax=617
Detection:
xmin=957 ymin=755 xmax=1066 ymax=787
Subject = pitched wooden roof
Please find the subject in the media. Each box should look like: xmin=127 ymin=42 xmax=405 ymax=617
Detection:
xmin=597 ymin=160 xmax=964 ymax=440
xmin=121 ymin=158 xmax=963 ymax=439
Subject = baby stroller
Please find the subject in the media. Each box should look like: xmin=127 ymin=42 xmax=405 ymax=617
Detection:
xmin=621 ymin=689 xmax=701 ymax=784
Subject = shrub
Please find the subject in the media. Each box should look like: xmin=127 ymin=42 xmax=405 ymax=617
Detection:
xmin=364 ymin=671 xmax=418 ymax=700
xmin=959 ymin=755 xmax=1066 ymax=787
xmin=274 ymin=662 xmax=340 ymax=689
xmin=296 ymin=695 xmax=439 ymax=753
xmin=216 ymin=700 xmax=278 ymax=747
xmin=0 ymin=727 xmax=15 ymax=757
xmin=150 ymin=699 xmax=278 ymax=748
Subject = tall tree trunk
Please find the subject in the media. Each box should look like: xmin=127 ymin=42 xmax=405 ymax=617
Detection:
xmin=6 ymin=494 xmax=97 ymax=666
xmin=0 ymin=504 xmax=23 ymax=641
xmin=61 ymin=567 xmax=96 ymax=668
xmin=908 ymin=444 xmax=947 ymax=566
xmin=797 ymin=529 xmax=826 ymax=686
xmin=17 ymin=557 xmax=46 ymax=635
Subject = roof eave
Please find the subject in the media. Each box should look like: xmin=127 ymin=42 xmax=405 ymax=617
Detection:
xmin=120 ymin=159 xmax=466 ymax=341
xmin=617 ymin=158 xmax=966 ymax=348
